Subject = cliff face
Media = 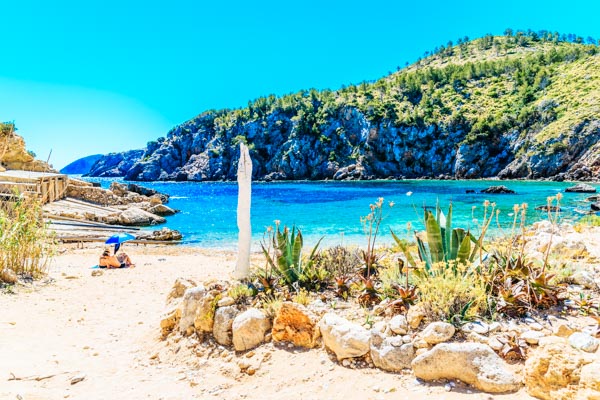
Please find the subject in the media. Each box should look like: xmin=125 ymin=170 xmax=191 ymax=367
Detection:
xmin=86 ymin=149 xmax=144 ymax=177
xmin=88 ymin=35 xmax=600 ymax=181
xmin=0 ymin=125 xmax=53 ymax=172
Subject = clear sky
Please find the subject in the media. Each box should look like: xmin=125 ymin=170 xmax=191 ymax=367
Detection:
xmin=1 ymin=0 xmax=599 ymax=169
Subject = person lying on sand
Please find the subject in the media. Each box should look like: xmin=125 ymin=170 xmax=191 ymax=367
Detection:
xmin=99 ymin=248 xmax=135 ymax=269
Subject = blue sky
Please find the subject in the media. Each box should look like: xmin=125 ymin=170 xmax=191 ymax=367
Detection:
xmin=1 ymin=0 xmax=599 ymax=169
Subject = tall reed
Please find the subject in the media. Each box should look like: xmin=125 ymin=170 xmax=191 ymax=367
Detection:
xmin=0 ymin=194 xmax=55 ymax=278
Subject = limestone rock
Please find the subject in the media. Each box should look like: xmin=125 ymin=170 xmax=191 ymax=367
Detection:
xmin=178 ymin=286 xmax=206 ymax=336
xmin=481 ymin=185 xmax=515 ymax=194
xmin=565 ymin=183 xmax=597 ymax=193
xmin=271 ymin=302 xmax=320 ymax=348
xmin=160 ymin=304 xmax=182 ymax=339
xmin=461 ymin=321 xmax=490 ymax=335
xmin=421 ymin=322 xmax=456 ymax=344
xmin=412 ymin=342 xmax=521 ymax=393
xmin=370 ymin=329 xmax=415 ymax=372
xmin=232 ymin=308 xmax=271 ymax=351
xmin=389 ymin=315 xmax=409 ymax=335
xmin=166 ymin=278 xmax=197 ymax=305
xmin=0 ymin=268 xmax=18 ymax=284
xmin=148 ymin=204 xmax=177 ymax=216
xmin=318 ymin=313 xmax=370 ymax=360
xmin=521 ymin=330 xmax=545 ymax=345
xmin=569 ymin=332 xmax=599 ymax=353
xmin=193 ymin=291 xmax=219 ymax=334
xmin=525 ymin=338 xmax=598 ymax=399
xmin=213 ymin=306 xmax=238 ymax=346
xmin=554 ymin=323 xmax=576 ymax=338
xmin=571 ymin=270 xmax=598 ymax=290
xmin=406 ymin=305 xmax=426 ymax=329
xmin=118 ymin=207 xmax=166 ymax=226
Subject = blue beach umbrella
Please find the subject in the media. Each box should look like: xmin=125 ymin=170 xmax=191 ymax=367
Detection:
xmin=105 ymin=232 xmax=136 ymax=254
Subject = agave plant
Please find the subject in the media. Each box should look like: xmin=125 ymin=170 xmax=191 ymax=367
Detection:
xmin=261 ymin=222 xmax=322 ymax=289
xmin=392 ymin=203 xmax=492 ymax=277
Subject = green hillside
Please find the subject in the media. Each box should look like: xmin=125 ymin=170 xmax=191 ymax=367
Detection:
xmin=93 ymin=30 xmax=600 ymax=181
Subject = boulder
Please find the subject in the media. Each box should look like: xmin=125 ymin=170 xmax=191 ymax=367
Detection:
xmin=571 ymin=270 xmax=598 ymax=289
xmin=232 ymin=308 xmax=271 ymax=352
xmin=521 ymin=330 xmax=545 ymax=345
xmin=525 ymin=338 xmax=598 ymax=399
xmin=480 ymin=185 xmax=515 ymax=194
xmin=565 ymin=183 xmax=597 ymax=193
xmin=389 ymin=314 xmax=409 ymax=335
xmin=213 ymin=306 xmax=238 ymax=346
xmin=178 ymin=286 xmax=206 ymax=336
xmin=271 ymin=302 xmax=320 ymax=348
xmin=193 ymin=291 xmax=219 ymax=334
xmin=569 ymin=332 xmax=599 ymax=353
xmin=370 ymin=329 xmax=415 ymax=372
xmin=148 ymin=204 xmax=177 ymax=216
xmin=118 ymin=207 xmax=166 ymax=226
xmin=406 ymin=304 xmax=426 ymax=329
xmin=166 ymin=277 xmax=197 ymax=305
xmin=412 ymin=342 xmax=521 ymax=393
xmin=0 ymin=268 xmax=18 ymax=284
xmin=318 ymin=313 xmax=370 ymax=360
xmin=160 ymin=304 xmax=181 ymax=339
xmin=421 ymin=322 xmax=456 ymax=344
xmin=137 ymin=227 xmax=183 ymax=241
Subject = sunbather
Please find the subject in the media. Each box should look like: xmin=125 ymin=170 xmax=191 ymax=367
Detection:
xmin=99 ymin=248 xmax=134 ymax=268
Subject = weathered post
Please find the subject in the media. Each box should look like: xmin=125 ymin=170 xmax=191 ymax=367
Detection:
xmin=234 ymin=142 xmax=252 ymax=279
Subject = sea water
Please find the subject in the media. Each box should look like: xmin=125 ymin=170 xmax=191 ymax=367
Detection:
xmin=83 ymin=178 xmax=595 ymax=250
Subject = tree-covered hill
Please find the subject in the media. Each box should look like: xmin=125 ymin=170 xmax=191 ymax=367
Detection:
xmin=90 ymin=30 xmax=600 ymax=181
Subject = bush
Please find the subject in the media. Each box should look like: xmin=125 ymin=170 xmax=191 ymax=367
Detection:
xmin=0 ymin=195 xmax=55 ymax=278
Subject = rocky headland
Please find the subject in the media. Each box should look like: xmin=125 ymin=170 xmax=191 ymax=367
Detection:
xmin=87 ymin=34 xmax=600 ymax=182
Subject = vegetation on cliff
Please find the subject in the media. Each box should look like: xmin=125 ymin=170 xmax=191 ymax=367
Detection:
xmin=90 ymin=30 xmax=600 ymax=181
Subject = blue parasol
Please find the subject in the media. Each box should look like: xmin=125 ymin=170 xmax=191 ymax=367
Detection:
xmin=105 ymin=233 xmax=136 ymax=254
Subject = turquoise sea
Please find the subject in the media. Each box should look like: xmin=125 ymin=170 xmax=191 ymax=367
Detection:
xmin=85 ymin=179 xmax=596 ymax=249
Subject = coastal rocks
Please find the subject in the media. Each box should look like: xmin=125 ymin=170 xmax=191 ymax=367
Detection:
xmin=318 ymin=313 xmax=370 ymax=360
xmin=481 ymin=185 xmax=515 ymax=194
xmin=148 ymin=204 xmax=177 ymax=216
xmin=213 ymin=306 xmax=239 ymax=346
xmin=565 ymin=183 xmax=597 ymax=193
xmin=0 ymin=131 xmax=52 ymax=172
xmin=370 ymin=329 xmax=416 ymax=372
xmin=232 ymin=309 xmax=271 ymax=352
xmin=524 ymin=338 xmax=598 ymax=400
xmin=137 ymin=227 xmax=183 ymax=241
xmin=333 ymin=164 xmax=364 ymax=180
xmin=568 ymin=332 xmax=599 ymax=353
xmin=421 ymin=322 xmax=456 ymax=344
xmin=0 ymin=268 xmax=18 ymax=284
xmin=411 ymin=342 xmax=521 ymax=393
xmin=86 ymin=149 xmax=144 ymax=177
xmin=118 ymin=208 xmax=166 ymax=226
xmin=271 ymin=302 xmax=320 ymax=348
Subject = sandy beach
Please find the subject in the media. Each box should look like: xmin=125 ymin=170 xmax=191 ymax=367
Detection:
xmin=0 ymin=242 xmax=538 ymax=400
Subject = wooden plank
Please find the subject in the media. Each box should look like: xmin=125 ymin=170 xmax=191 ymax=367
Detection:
xmin=44 ymin=213 xmax=140 ymax=230
xmin=56 ymin=236 xmax=180 ymax=245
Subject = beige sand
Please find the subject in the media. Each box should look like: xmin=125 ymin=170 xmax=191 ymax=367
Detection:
xmin=1 ymin=243 xmax=534 ymax=400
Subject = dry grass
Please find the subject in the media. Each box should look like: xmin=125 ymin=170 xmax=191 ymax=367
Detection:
xmin=0 ymin=194 xmax=55 ymax=278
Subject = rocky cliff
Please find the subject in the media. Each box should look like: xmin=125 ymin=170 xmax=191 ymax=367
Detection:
xmin=0 ymin=123 xmax=54 ymax=172
xmin=86 ymin=149 xmax=144 ymax=177
xmin=60 ymin=154 xmax=103 ymax=175
xmin=88 ymin=33 xmax=600 ymax=181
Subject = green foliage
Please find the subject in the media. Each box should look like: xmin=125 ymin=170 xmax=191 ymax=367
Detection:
xmin=261 ymin=222 xmax=322 ymax=288
xmin=392 ymin=202 xmax=492 ymax=277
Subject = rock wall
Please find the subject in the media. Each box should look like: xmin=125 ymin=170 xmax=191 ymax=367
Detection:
xmin=88 ymin=106 xmax=600 ymax=182
xmin=0 ymin=131 xmax=53 ymax=172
